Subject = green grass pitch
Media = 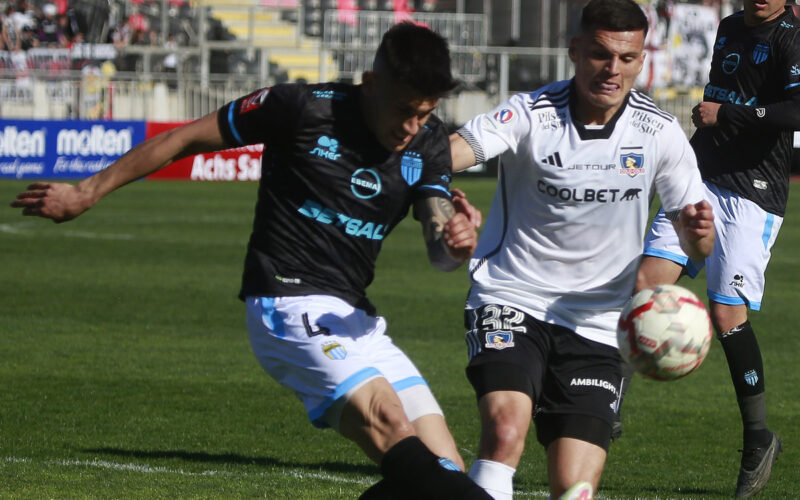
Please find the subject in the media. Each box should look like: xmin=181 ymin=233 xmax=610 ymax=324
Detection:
xmin=1 ymin=178 xmax=798 ymax=498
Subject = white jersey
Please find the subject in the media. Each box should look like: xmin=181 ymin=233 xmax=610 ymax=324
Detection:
xmin=459 ymin=80 xmax=704 ymax=347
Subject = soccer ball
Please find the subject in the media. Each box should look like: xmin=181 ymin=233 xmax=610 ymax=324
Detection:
xmin=617 ymin=284 xmax=712 ymax=381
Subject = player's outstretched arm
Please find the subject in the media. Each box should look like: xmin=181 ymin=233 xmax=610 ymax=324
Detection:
xmin=10 ymin=111 xmax=226 ymax=223
xmin=449 ymin=133 xmax=477 ymax=172
xmin=674 ymin=200 xmax=715 ymax=261
xmin=413 ymin=191 xmax=480 ymax=271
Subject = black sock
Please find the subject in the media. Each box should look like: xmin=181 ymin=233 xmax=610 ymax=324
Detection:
xmin=717 ymin=321 xmax=771 ymax=448
xmin=379 ymin=436 xmax=491 ymax=500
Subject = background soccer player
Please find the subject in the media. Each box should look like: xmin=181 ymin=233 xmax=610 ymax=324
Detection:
xmin=12 ymin=23 xmax=491 ymax=500
xmin=637 ymin=0 xmax=799 ymax=496
xmin=448 ymin=0 xmax=714 ymax=498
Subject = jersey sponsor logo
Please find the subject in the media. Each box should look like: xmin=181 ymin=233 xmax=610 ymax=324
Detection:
xmin=752 ymin=42 xmax=770 ymax=65
xmin=239 ymin=88 xmax=270 ymax=113
xmin=744 ymin=369 xmax=759 ymax=386
xmin=537 ymin=110 xmax=566 ymax=130
xmin=350 ymin=168 xmax=382 ymax=199
xmin=791 ymin=64 xmax=800 ymax=76
xmin=620 ymin=188 xmax=642 ymax=200
xmin=312 ymin=89 xmax=346 ymax=101
xmin=565 ymin=163 xmax=616 ymax=171
xmin=275 ymin=274 xmax=301 ymax=284
xmin=297 ymin=199 xmax=387 ymax=240
xmin=781 ymin=21 xmax=794 ymax=29
xmin=722 ymin=53 xmax=740 ymax=74
xmin=755 ymin=108 xmax=766 ymax=118
xmin=630 ymin=110 xmax=665 ymax=136
xmin=401 ymin=151 xmax=423 ymax=185
xmin=714 ymin=36 xmax=726 ymax=51
xmin=704 ymin=84 xmax=757 ymax=106
xmin=729 ymin=273 xmax=745 ymax=288
xmin=753 ymin=179 xmax=768 ymax=190
xmin=322 ymin=342 xmax=347 ymax=360
xmin=540 ymin=151 xmax=563 ymax=167
xmin=619 ymin=153 xmax=645 ymax=177
xmin=537 ymin=179 xmax=632 ymax=203
xmin=492 ymin=108 xmax=515 ymax=125
xmin=310 ymin=135 xmax=342 ymax=161
xmin=570 ymin=378 xmax=619 ymax=397
xmin=484 ymin=331 xmax=515 ymax=350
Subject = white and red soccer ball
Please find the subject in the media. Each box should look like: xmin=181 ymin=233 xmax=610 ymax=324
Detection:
xmin=617 ymin=284 xmax=713 ymax=381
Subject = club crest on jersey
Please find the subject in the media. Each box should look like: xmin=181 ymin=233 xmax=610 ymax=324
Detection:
xmin=310 ymin=136 xmax=342 ymax=161
xmin=401 ymin=151 xmax=423 ymax=185
xmin=619 ymin=153 xmax=645 ymax=177
xmin=323 ymin=342 xmax=347 ymax=360
xmin=239 ymin=88 xmax=270 ymax=113
xmin=714 ymin=36 xmax=726 ymax=51
xmin=753 ymin=42 xmax=770 ymax=65
xmin=485 ymin=331 xmax=515 ymax=350
xmin=350 ymin=168 xmax=382 ymax=199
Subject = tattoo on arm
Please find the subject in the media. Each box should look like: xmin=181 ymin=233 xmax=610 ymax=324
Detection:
xmin=415 ymin=197 xmax=461 ymax=271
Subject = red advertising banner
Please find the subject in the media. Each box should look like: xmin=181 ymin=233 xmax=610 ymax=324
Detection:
xmin=145 ymin=122 xmax=262 ymax=181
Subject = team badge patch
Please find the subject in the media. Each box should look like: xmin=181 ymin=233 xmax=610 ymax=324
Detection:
xmin=619 ymin=152 xmax=645 ymax=177
xmin=323 ymin=342 xmax=347 ymax=360
xmin=744 ymin=369 xmax=759 ymax=386
xmin=753 ymin=42 xmax=770 ymax=65
xmin=492 ymin=108 xmax=515 ymax=125
xmin=401 ymin=151 xmax=423 ymax=185
xmin=484 ymin=331 xmax=515 ymax=350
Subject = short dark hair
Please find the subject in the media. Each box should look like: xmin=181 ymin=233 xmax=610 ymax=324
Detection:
xmin=581 ymin=0 xmax=649 ymax=37
xmin=373 ymin=22 xmax=458 ymax=97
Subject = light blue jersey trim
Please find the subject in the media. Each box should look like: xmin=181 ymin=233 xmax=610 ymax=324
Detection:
xmin=227 ymin=104 xmax=245 ymax=145
xmin=418 ymin=184 xmax=451 ymax=196
xmin=259 ymin=297 xmax=286 ymax=338
xmin=762 ymin=213 xmax=774 ymax=249
xmin=785 ymin=82 xmax=800 ymax=89
xmin=309 ymin=367 xmax=381 ymax=428
xmin=708 ymin=290 xmax=761 ymax=311
xmin=392 ymin=376 xmax=428 ymax=392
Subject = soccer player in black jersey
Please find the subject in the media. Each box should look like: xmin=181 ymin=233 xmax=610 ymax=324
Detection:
xmin=638 ymin=0 xmax=800 ymax=496
xmin=11 ymin=23 xmax=491 ymax=500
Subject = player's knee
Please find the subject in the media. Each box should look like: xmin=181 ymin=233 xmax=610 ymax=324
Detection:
xmin=483 ymin=417 xmax=527 ymax=457
xmin=709 ymin=303 xmax=748 ymax=334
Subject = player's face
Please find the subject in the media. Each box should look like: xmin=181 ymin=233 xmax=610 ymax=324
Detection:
xmin=569 ymin=28 xmax=645 ymax=124
xmin=361 ymin=72 xmax=439 ymax=152
xmin=743 ymin=0 xmax=785 ymax=25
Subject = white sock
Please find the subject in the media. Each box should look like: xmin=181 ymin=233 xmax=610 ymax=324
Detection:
xmin=468 ymin=459 xmax=516 ymax=500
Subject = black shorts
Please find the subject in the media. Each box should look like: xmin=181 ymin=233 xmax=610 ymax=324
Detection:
xmin=464 ymin=304 xmax=624 ymax=451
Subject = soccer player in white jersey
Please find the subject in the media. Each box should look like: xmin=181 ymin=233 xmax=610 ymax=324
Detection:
xmin=448 ymin=0 xmax=715 ymax=498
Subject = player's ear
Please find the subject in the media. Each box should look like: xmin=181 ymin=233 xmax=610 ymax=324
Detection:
xmin=568 ymin=37 xmax=579 ymax=63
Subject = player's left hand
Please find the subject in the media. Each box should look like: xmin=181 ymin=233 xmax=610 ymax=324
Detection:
xmin=691 ymin=102 xmax=721 ymax=128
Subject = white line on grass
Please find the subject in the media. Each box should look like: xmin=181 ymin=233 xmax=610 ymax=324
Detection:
xmin=0 ymin=222 xmax=135 ymax=241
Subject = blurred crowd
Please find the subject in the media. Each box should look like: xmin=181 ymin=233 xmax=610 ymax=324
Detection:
xmin=0 ymin=0 xmax=84 ymax=51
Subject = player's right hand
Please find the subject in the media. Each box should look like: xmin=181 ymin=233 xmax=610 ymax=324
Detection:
xmin=10 ymin=182 xmax=92 ymax=223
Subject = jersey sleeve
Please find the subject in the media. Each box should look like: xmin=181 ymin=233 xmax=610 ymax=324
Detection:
xmin=456 ymin=93 xmax=533 ymax=164
xmin=216 ymin=83 xmax=302 ymax=148
xmin=411 ymin=121 xmax=453 ymax=201
xmin=654 ymin=122 xmax=705 ymax=215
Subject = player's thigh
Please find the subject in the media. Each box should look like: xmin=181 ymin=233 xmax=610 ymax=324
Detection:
xmin=245 ymin=295 xmax=388 ymax=428
xmin=704 ymin=185 xmax=783 ymax=311
xmin=464 ymin=304 xmax=549 ymax=403
xmin=534 ymin=328 xmax=623 ymax=453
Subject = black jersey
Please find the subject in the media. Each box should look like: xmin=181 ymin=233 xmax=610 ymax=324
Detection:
xmin=217 ymin=82 xmax=453 ymax=313
xmin=691 ymin=7 xmax=800 ymax=216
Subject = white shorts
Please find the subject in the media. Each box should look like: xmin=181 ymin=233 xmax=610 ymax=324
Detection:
xmin=245 ymin=295 xmax=443 ymax=429
xmin=643 ymin=182 xmax=783 ymax=311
